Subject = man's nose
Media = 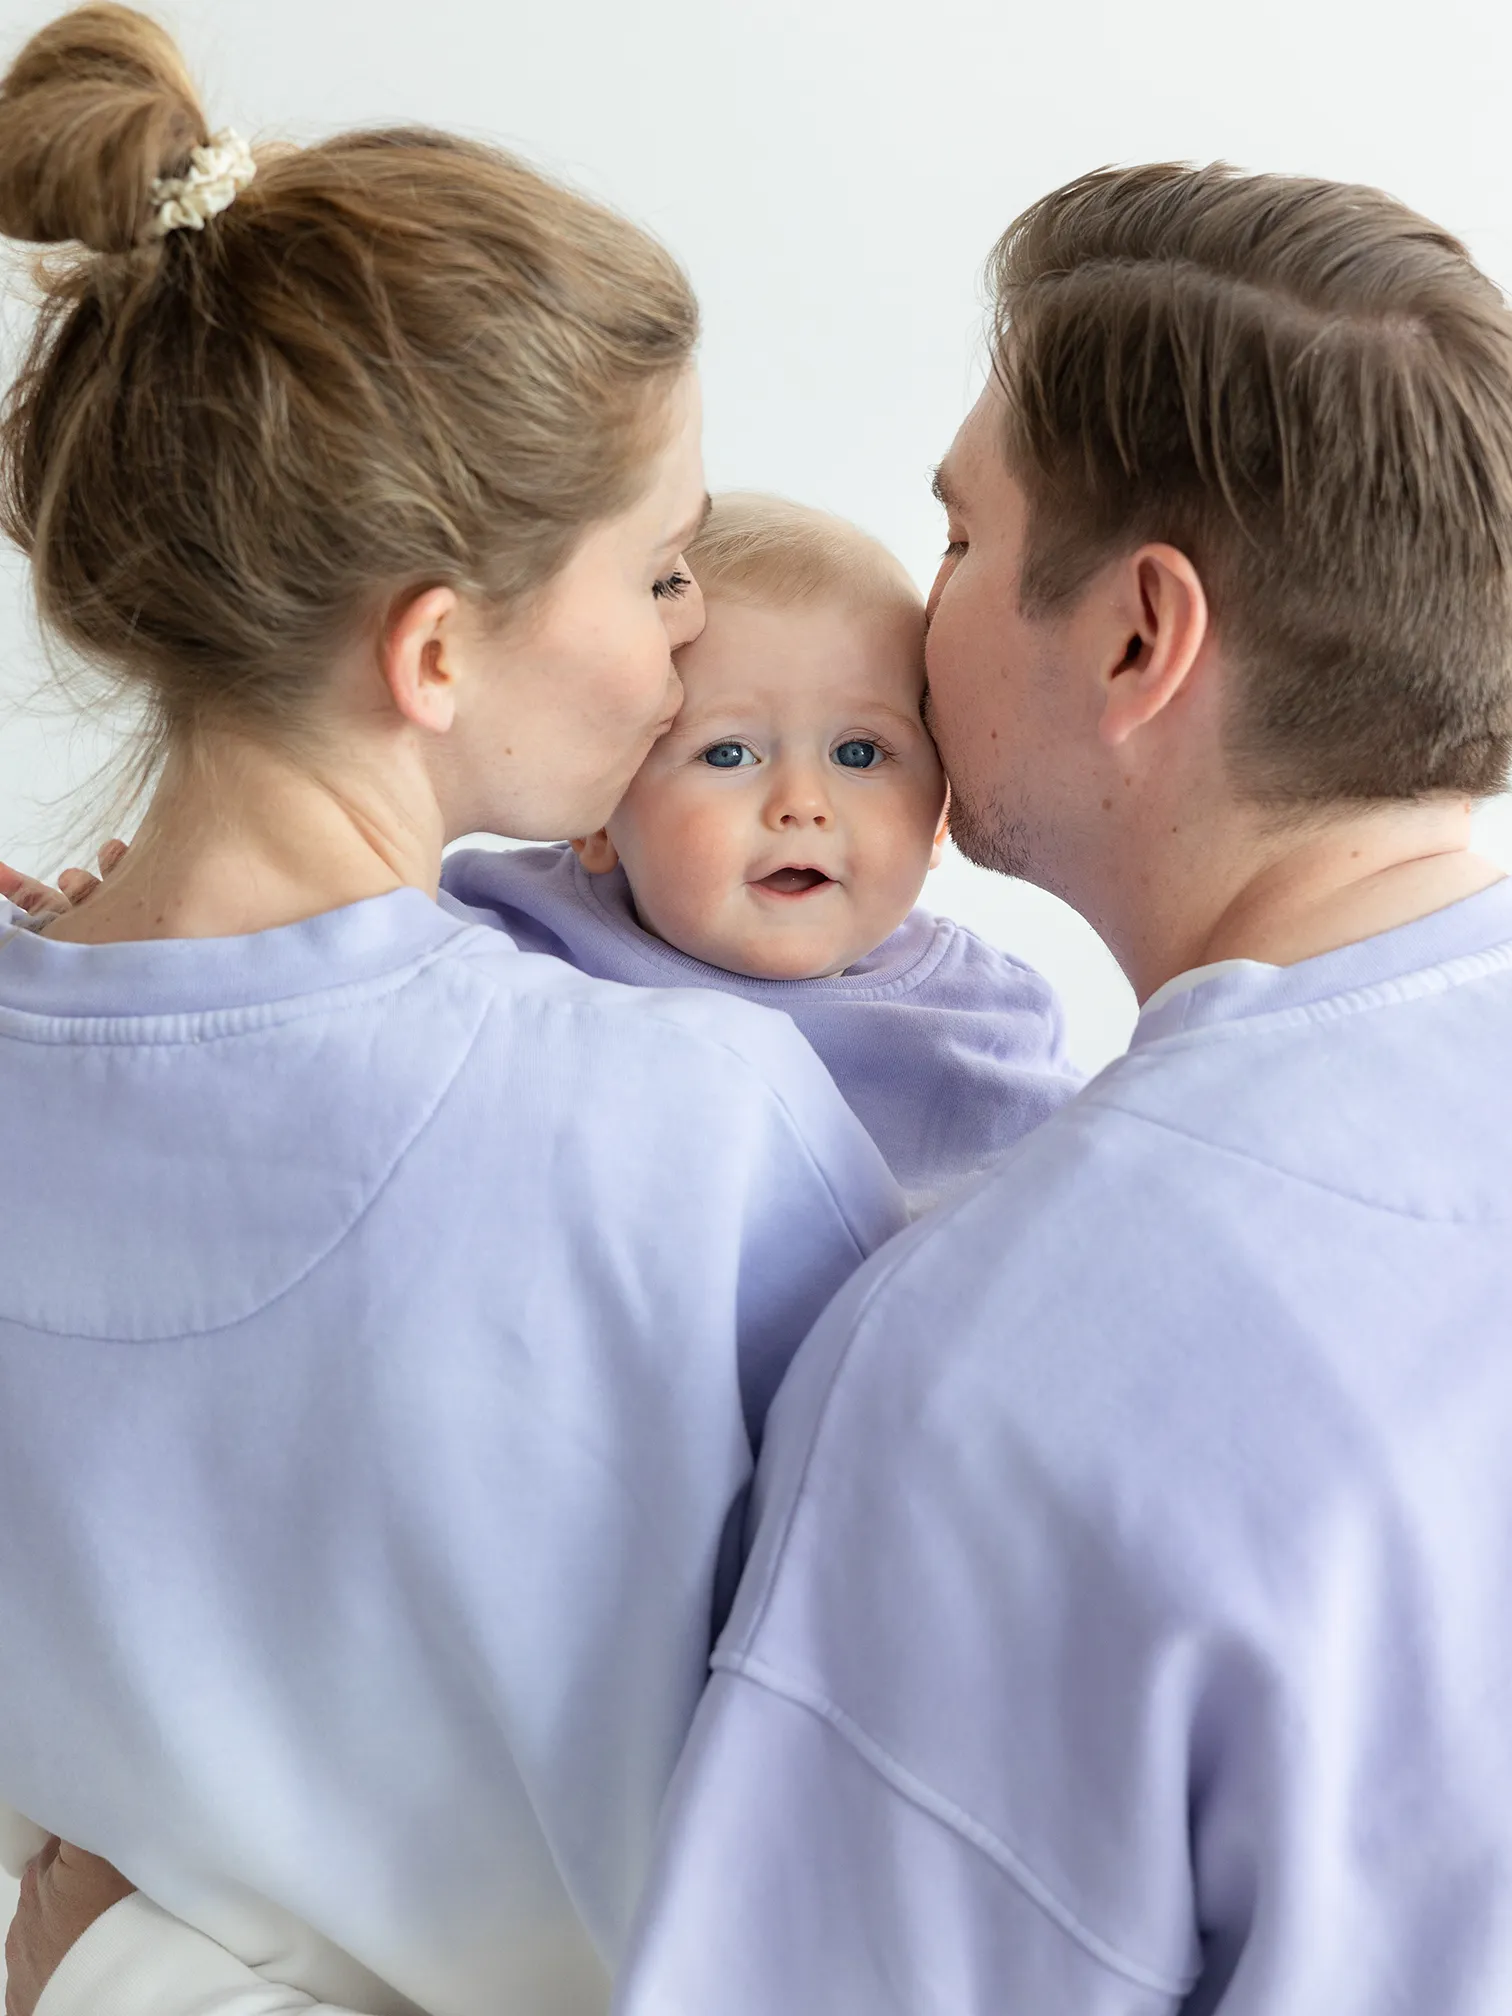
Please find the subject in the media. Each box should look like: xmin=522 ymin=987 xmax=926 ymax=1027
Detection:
xmin=764 ymin=760 xmax=833 ymax=830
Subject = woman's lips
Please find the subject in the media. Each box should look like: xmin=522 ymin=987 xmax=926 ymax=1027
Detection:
xmin=752 ymin=867 xmax=834 ymax=896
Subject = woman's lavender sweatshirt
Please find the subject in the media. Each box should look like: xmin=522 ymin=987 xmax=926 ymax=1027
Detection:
xmin=441 ymin=845 xmax=1084 ymax=1208
xmin=0 ymin=889 xmax=904 ymax=2016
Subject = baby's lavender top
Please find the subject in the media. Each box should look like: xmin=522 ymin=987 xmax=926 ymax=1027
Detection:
xmin=442 ymin=844 xmax=1085 ymax=1208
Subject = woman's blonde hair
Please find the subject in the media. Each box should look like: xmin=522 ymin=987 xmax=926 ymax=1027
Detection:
xmin=0 ymin=5 xmax=699 ymax=762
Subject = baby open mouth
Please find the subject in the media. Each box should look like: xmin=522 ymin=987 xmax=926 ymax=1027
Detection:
xmin=754 ymin=867 xmax=834 ymax=895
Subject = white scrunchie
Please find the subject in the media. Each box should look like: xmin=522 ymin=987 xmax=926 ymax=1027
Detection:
xmin=147 ymin=130 xmax=256 ymax=240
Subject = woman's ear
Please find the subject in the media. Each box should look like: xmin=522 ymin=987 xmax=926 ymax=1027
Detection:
xmin=380 ymin=586 xmax=463 ymax=734
xmin=929 ymin=787 xmax=951 ymax=871
xmin=572 ymin=830 xmax=621 ymax=874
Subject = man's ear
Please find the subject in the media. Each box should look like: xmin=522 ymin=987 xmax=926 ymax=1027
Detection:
xmin=1097 ymin=545 xmax=1209 ymax=749
xmin=572 ymin=830 xmax=621 ymax=874
xmin=380 ymin=586 xmax=463 ymax=734
xmin=928 ymin=787 xmax=951 ymax=871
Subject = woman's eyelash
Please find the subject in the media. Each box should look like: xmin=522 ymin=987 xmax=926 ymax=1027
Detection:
xmin=943 ymin=539 xmax=967 ymax=557
xmin=652 ymin=570 xmax=692 ymax=601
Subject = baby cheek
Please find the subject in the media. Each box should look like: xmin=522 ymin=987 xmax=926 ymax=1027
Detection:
xmin=857 ymin=789 xmax=939 ymax=910
xmin=687 ymin=795 xmax=756 ymax=896
xmin=637 ymin=787 xmax=748 ymax=930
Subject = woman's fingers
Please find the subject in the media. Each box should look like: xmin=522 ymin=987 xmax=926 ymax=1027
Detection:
xmin=56 ymin=868 xmax=101 ymax=904
xmin=97 ymin=839 xmax=128 ymax=877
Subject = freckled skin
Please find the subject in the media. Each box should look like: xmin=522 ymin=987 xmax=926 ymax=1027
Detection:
xmin=579 ymin=592 xmax=949 ymax=981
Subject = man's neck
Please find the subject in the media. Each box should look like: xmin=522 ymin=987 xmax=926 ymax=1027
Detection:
xmin=1112 ymin=797 xmax=1504 ymax=1003
xmin=44 ymin=732 xmax=445 ymax=945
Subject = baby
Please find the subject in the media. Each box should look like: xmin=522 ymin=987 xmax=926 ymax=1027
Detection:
xmin=3 ymin=495 xmax=1083 ymax=1207
xmin=443 ymin=494 xmax=1083 ymax=1207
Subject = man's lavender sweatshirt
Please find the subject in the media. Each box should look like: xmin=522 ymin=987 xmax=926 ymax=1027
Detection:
xmin=442 ymin=845 xmax=1084 ymax=1207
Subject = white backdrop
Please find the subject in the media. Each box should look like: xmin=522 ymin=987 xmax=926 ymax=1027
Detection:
xmin=2 ymin=0 xmax=1512 ymax=1971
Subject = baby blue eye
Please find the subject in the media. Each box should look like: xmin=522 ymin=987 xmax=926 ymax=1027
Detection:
xmin=702 ymin=742 xmax=753 ymax=769
xmin=834 ymin=740 xmax=880 ymax=769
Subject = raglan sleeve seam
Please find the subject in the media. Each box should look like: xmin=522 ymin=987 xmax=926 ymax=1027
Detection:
xmin=710 ymin=1650 xmax=1199 ymax=2002
xmin=614 ymin=1000 xmax=908 ymax=1259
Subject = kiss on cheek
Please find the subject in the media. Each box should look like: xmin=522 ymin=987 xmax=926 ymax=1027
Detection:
xmin=577 ymin=590 xmax=948 ymax=982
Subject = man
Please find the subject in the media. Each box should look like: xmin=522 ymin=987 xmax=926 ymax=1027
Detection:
xmin=614 ymin=164 xmax=1512 ymax=2013
xmin=10 ymin=162 xmax=1512 ymax=2016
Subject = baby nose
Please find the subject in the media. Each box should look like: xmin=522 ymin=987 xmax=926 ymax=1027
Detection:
xmin=768 ymin=766 xmax=833 ymax=828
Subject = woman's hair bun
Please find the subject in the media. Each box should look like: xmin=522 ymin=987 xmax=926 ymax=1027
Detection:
xmin=0 ymin=4 xmax=206 ymax=253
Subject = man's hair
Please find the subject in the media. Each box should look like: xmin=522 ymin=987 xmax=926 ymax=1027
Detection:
xmin=989 ymin=162 xmax=1512 ymax=803
xmin=687 ymin=493 xmax=920 ymax=614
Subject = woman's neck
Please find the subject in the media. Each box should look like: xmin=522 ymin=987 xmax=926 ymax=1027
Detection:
xmin=44 ymin=730 xmax=446 ymax=945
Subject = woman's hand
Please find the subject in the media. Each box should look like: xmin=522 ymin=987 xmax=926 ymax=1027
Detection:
xmin=0 ymin=842 xmax=128 ymax=927
xmin=5 ymin=1837 xmax=135 ymax=2016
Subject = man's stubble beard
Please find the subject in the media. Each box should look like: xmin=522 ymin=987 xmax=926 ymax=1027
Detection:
xmin=924 ymin=676 xmax=1068 ymax=894
xmin=944 ymin=780 xmax=1038 ymax=882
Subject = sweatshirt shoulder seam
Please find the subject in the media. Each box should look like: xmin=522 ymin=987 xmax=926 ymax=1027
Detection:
xmin=712 ymin=1652 xmax=1199 ymax=1998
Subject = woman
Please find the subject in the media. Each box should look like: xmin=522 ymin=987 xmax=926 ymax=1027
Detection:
xmin=0 ymin=7 xmax=903 ymax=2013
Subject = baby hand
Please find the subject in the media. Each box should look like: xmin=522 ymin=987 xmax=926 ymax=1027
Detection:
xmin=0 ymin=841 xmax=128 ymax=928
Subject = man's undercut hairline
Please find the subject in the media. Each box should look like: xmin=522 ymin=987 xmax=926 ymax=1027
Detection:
xmin=984 ymin=161 xmax=1512 ymax=805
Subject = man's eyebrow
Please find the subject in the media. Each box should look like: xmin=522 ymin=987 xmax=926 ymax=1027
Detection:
xmin=930 ymin=464 xmax=961 ymax=513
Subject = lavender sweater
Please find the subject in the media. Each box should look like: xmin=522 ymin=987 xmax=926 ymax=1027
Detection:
xmin=0 ymin=891 xmax=903 ymax=2016
xmin=621 ymin=879 xmax=1512 ymax=2016
xmin=441 ymin=845 xmax=1083 ymax=1208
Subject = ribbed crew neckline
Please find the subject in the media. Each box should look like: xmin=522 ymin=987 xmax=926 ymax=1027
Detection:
xmin=1132 ymin=876 xmax=1512 ymax=1048
xmin=0 ymin=887 xmax=469 ymax=1020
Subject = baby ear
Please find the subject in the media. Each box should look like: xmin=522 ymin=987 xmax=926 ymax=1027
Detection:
xmin=571 ymin=830 xmax=621 ymax=874
xmin=929 ymin=788 xmax=951 ymax=871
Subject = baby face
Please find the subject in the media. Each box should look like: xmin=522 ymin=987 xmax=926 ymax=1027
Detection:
xmin=581 ymin=590 xmax=948 ymax=980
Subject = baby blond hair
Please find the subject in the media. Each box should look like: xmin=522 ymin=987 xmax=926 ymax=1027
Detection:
xmin=686 ymin=493 xmax=920 ymax=613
